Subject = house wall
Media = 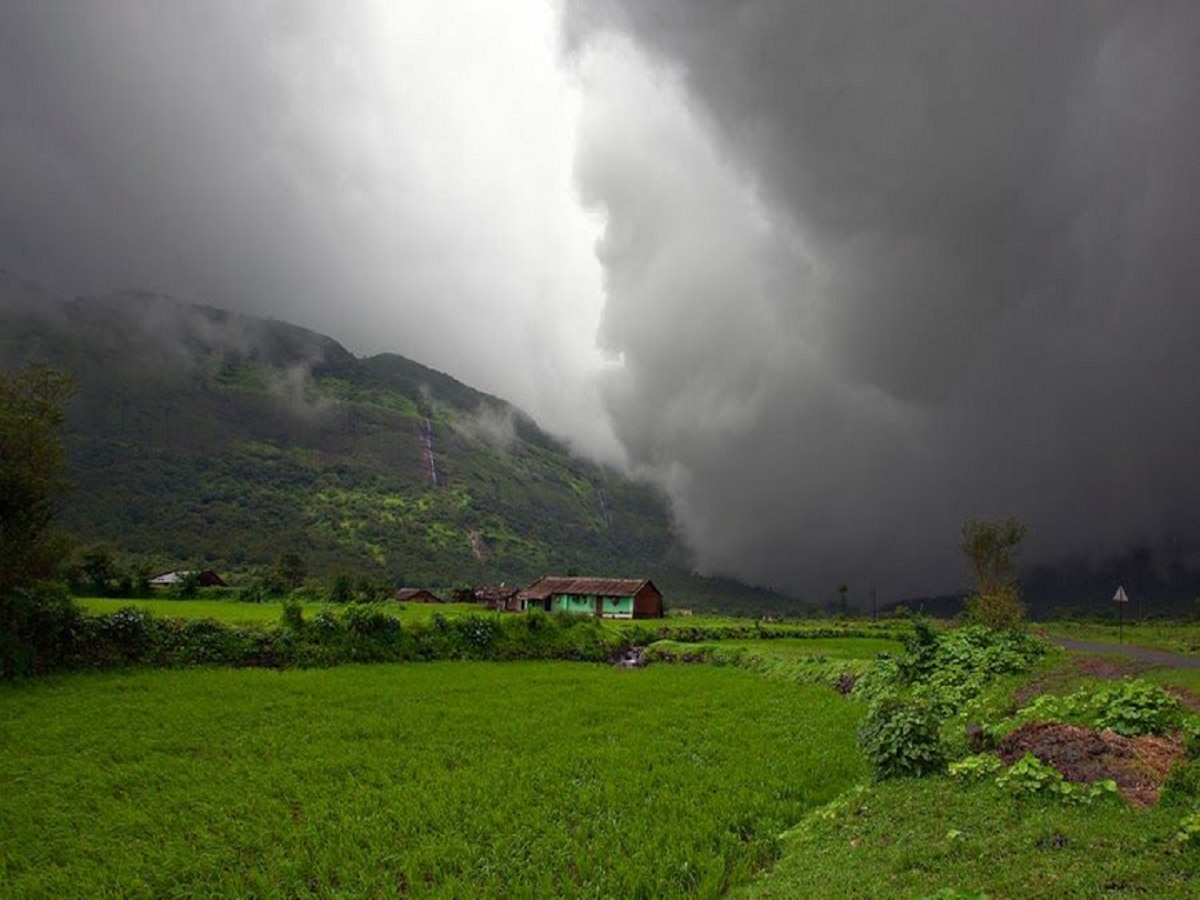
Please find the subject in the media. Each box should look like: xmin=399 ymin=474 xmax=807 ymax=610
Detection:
xmin=632 ymin=584 xmax=664 ymax=619
xmin=548 ymin=593 xmax=636 ymax=618
xmin=599 ymin=596 xmax=634 ymax=619
xmin=551 ymin=594 xmax=595 ymax=615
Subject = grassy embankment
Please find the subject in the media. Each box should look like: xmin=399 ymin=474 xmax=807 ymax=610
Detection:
xmin=0 ymin=662 xmax=865 ymax=897
xmin=742 ymin=773 xmax=1197 ymax=898
xmin=742 ymin=638 xmax=1200 ymax=897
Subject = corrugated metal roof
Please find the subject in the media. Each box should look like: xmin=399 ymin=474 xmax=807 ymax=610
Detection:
xmin=517 ymin=576 xmax=655 ymax=601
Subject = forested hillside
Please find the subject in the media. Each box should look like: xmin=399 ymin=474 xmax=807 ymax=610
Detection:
xmin=0 ymin=273 xmax=796 ymax=613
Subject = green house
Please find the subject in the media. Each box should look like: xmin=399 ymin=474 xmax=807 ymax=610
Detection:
xmin=515 ymin=576 xmax=664 ymax=619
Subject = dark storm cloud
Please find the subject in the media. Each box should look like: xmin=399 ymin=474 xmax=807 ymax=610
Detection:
xmin=565 ymin=1 xmax=1200 ymax=598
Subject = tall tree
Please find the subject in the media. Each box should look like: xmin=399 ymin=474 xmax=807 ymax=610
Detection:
xmin=1 ymin=365 xmax=76 ymax=676
xmin=0 ymin=365 xmax=75 ymax=595
xmin=960 ymin=517 xmax=1028 ymax=630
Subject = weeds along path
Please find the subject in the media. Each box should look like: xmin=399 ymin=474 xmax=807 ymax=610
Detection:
xmin=1051 ymin=637 xmax=1200 ymax=669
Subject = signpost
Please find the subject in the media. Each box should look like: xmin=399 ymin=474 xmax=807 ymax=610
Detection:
xmin=1113 ymin=586 xmax=1129 ymax=643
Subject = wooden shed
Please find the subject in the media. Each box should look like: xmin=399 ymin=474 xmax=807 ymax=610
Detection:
xmin=516 ymin=576 xmax=663 ymax=619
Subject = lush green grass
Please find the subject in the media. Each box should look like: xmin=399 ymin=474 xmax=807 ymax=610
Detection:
xmin=1148 ymin=668 xmax=1200 ymax=696
xmin=75 ymin=597 xmax=486 ymax=625
xmin=76 ymin=596 xmax=296 ymax=623
xmin=0 ymin=662 xmax=865 ymax=897
xmin=650 ymin=615 xmax=909 ymax=636
xmin=1040 ymin=621 xmax=1200 ymax=655
xmin=741 ymin=775 xmax=1200 ymax=898
xmin=721 ymin=637 xmax=904 ymax=661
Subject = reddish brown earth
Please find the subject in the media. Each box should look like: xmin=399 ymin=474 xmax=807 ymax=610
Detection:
xmin=997 ymin=721 xmax=1185 ymax=806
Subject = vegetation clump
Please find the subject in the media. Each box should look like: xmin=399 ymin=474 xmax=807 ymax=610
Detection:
xmin=852 ymin=622 xmax=1046 ymax=780
xmin=858 ymin=695 xmax=946 ymax=779
xmin=1 ymin=365 xmax=78 ymax=677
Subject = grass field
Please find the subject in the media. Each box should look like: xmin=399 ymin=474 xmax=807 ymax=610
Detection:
xmin=720 ymin=637 xmax=904 ymax=660
xmin=75 ymin=598 xmax=487 ymax=625
xmin=0 ymin=662 xmax=865 ymax=897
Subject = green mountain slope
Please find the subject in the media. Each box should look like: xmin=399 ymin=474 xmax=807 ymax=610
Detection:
xmin=0 ymin=273 xmax=795 ymax=612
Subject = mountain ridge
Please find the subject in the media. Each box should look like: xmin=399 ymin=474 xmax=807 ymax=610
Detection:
xmin=0 ymin=274 xmax=799 ymax=614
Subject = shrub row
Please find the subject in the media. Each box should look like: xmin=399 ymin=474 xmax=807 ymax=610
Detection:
xmin=10 ymin=603 xmax=643 ymax=674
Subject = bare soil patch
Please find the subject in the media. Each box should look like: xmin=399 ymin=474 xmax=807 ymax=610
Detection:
xmin=997 ymin=721 xmax=1184 ymax=806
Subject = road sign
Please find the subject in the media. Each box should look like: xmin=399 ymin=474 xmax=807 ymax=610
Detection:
xmin=1113 ymin=586 xmax=1130 ymax=643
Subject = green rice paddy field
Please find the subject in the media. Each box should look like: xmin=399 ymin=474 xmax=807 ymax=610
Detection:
xmin=0 ymin=662 xmax=865 ymax=898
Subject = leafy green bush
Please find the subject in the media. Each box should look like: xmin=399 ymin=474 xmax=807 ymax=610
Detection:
xmin=1091 ymin=679 xmax=1182 ymax=736
xmin=1000 ymin=678 xmax=1182 ymax=739
xmin=965 ymin=584 xmax=1026 ymax=632
xmin=948 ymin=753 xmax=1003 ymax=781
xmin=342 ymin=603 xmax=400 ymax=639
xmin=280 ymin=599 xmax=305 ymax=631
xmin=328 ymin=574 xmax=354 ymax=604
xmin=855 ymin=625 xmax=1043 ymax=717
xmin=859 ymin=696 xmax=946 ymax=780
xmin=853 ymin=625 xmax=1047 ymax=777
xmin=455 ymin=614 xmax=498 ymax=650
xmin=0 ymin=582 xmax=83 ymax=678
xmin=996 ymin=752 xmax=1117 ymax=805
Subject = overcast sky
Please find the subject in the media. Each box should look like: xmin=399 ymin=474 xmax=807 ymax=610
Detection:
xmin=3 ymin=1 xmax=1199 ymax=600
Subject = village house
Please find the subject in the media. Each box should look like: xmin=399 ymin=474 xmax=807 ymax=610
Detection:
xmin=473 ymin=585 xmax=519 ymax=610
xmin=514 ymin=576 xmax=663 ymax=619
xmin=393 ymin=588 xmax=442 ymax=603
xmin=148 ymin=570 xmax=227 ymax=588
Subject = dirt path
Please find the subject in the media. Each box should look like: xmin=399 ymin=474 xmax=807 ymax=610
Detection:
xmin=1051 ymin=637 xmax=1200 ymax=669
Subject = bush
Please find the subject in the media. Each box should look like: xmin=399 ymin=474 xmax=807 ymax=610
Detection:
xmin=1002 ymin=678 xmax=1183 ymax=739
xmin=858 ymin=696 xmax=946 ymax=780
xmin=456 ymin=614 xmax=498 ymax=651
xmin=0 ymin=581 xmax=82 ymax=678
xmin=1092 ymin=679 xmax=1182 ymax=737
xmin=328 ymin=574 xmax=354 ymax=604
xmin=280 ymin=599 xmax=305 ymax=631
xmin=342 ymin=603 xmax=400 ymax=639
xmin=996 ymin=753 xmax=1118 ymax=805
xmin=965 ymin=585 xmax=1026 ymax=632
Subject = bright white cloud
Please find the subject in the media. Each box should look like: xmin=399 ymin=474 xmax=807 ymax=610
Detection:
xmin=0 ymin=0 xmax=622 ymax=460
